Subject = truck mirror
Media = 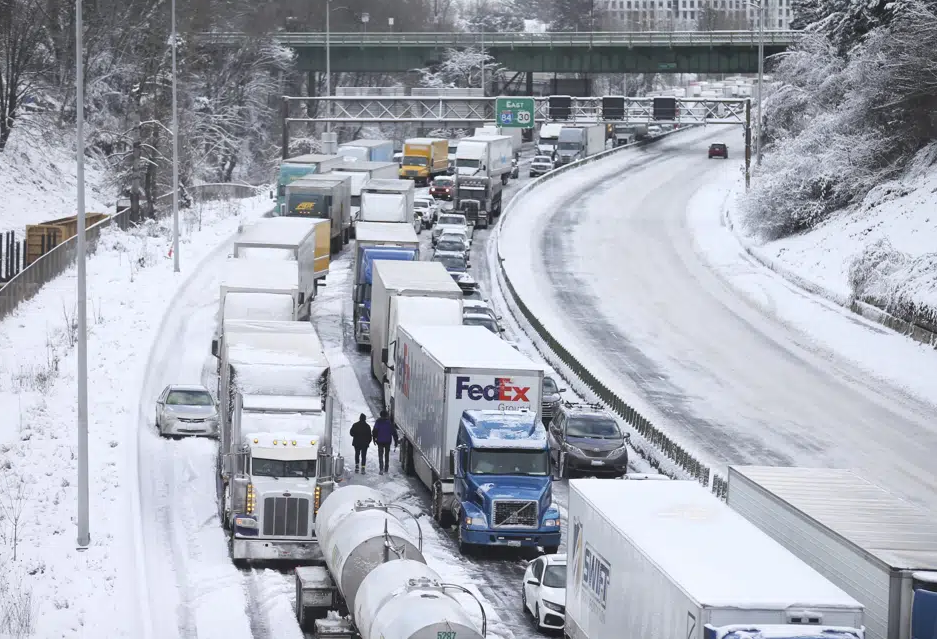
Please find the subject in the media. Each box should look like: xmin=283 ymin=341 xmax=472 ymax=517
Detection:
xmin=334 ymin=454 xmax=345 ymax=481
xmin=381 ymin=348 xmax=389 ymax=365
xmin=211 ymin=339 xmax=219 ymax=357
xmin=449 ymin=450 xmax=456 ymax=475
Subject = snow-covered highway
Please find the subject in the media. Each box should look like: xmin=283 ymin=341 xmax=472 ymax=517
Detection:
xmin=500 ymin=125 xmax=937 ymax=509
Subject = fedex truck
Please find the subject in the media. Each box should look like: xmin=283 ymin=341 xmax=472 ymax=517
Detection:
xmin=391 ymin=324 xmax=548 ymax=535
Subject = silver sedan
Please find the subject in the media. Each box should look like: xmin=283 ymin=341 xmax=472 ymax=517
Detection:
xmin=155 ymin=384 xmax=219 ymax=439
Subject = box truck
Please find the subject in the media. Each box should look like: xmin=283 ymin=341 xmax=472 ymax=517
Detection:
xmin=475 ymin=125 xmax=522 ymax=154
xmin=380 ymin=295 xmax=463 ymax=414
xmin=565 ymin=479 xmax=865 ymax=639
xmin=399 ymin=138 xmax=449 ymax=185
xmin=331 ymin=161 xmax=398 ymax=207
xmin=391 ymin=324 xmax=560 ymax=554
xmin=351 ymin=222 xmax=420 ymax=348
xmin=727 ymin=466 xmax=937 ymax=639
xmin=455 ymin=135 xmax=513 ymax=184
xmin=358 ymin=179 xmax=416 ymax=232
xmin=282 ymin=176 xmax=351 ymax=254
xmin=369 ymin=260 xmax=463 ymax=383
xmin=336 ymin=139 xmax=394 ymax=163
xmin=232 ymin=216 xmax=330 ymax=304
xmin=276 ymin=153 xmax=343 ymax=210
xmin=556 ymin=124 xmax=605 ymax=165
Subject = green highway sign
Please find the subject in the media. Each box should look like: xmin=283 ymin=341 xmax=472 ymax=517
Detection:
xmin=495 ymin=97 xmax=535 ymax=129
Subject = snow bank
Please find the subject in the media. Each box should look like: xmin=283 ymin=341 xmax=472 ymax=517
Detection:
xmin=690 ymin=163 xmax=937 ymax=407
xmin=745 ymin=144 xmax=937 ymax=331
xmin=0 ymin=127 xmax=113 ymax=236
xmin=0 ymin=193 xmax=271 ymax=637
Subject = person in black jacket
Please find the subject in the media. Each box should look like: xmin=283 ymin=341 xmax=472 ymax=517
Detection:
xmin=350 ymin=414 xmax=372 ymax=474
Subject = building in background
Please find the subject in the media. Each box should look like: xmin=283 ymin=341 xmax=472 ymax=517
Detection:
xmin=602 ymin=0 xmax=794 ymax=30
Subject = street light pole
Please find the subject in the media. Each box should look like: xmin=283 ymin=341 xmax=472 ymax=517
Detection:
xmin=480 ymin=25 xmax=485 ymax=96
xmin=171 ymin=0 xmax=180 ymax=271
xmin=75 ymin=0 xmax=90 ymax=550
xmin=326 ymin=0 xmax=331 ymax=133
xmin=756 ymin=0 xmax=764 ymax=166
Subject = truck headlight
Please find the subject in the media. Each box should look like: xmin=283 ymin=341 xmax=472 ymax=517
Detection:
xmin=544 ymin=519 xmax=559 ymax=527
xmin=234 ymin=516 xmax=258 ymax=529
xmin=464 ymin=515 xmax=487 ymax=528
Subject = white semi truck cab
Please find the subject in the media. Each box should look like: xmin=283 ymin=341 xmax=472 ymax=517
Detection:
xmin=225 ymin=394 xmax=338 ymax=563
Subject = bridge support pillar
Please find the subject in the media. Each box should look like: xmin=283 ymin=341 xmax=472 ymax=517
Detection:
xmin=526 ymin=72 xmax=533 ymax=97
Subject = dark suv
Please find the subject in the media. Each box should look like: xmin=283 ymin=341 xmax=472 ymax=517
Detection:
xmin=546 ymin=402 xmax=630 ymax=478
xmin=708 ymin=143 xmax=728 ymax=159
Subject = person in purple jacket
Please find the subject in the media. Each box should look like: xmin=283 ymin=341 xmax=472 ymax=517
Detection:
xmin=371 ymin=409 xmax=398 ymax=475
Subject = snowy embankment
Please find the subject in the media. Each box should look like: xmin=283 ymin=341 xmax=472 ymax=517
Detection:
xmin=0 ymin=193 xmax=270 ymax=637
xmin=688 ymin=161 xmax=937 ymax=408
xmin=0 ymin=128 xmax=113 ymax=236
xmin=736 ymin=145 xmax=937 ymax=339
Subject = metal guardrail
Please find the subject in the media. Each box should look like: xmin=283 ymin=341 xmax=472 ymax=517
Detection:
xmin=201 ymin=30 xmax=801 ymax=48
xmin=0 ymin=183 xmax=262 ymax=322
xmin=493 ymin=128 xmax=729 ymax=499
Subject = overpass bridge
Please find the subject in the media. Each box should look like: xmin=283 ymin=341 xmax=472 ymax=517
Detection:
xmin=201 ymin=30 xmax=800 ymax=74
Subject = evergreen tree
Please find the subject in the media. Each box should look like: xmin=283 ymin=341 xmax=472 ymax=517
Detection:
xmin=549 ymin=0 xmax=602 ymax=31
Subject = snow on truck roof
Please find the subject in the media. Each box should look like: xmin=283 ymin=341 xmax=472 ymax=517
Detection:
xmin=729 ymin=466 xmax=937 ymax=570
xmin=572 ymin=479 xmax=862 ymax=609
xmin=241 ymin=395 xmax=322 ymax=413
xmin=224 ymin=320 xmax=328 ymax=368
xmin=355 ymin=222 xmax=419 ymax=244
xmin=374 ymin=260 xmax=461 ymax=293
xmin=222 ymin=259 xmax=298 ymax=292
xmin=235 ymin=218 xmax=325 ymax=248
xmin=462 ymin=410 xmax=547 ymax=449
xmin=399 ymin=324 xmax=543 ymax=371
xmin=361 ymin=179 xmax=414 ymax=193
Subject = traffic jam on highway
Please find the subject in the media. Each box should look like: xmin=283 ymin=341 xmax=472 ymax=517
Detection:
xmin=153 ymin=111 xmax=937 ymax=639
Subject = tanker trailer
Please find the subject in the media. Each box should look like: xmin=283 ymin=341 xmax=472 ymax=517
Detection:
xmin=355 ymin=559 xmax=487 ymax=639
xmin=296 ymin=486 xmax=426 ymax=634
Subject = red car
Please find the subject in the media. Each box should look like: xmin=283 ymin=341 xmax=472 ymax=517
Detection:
xmin=430 ymin=176 xmax=454 ymax=200
xmin=708 ymin=143 xmax=728 ymax=159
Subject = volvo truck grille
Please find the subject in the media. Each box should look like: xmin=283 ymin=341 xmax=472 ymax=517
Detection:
xmin=262 ymin=496 xmax=310 ymax=536
xmin=492 ymin=500 xmax=538 ymax=527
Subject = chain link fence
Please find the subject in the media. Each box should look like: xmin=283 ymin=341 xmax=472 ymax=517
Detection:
xmin=0 ymin=183 xmax=263 ymax=323
xmin=494 ymin=127 xmax=729 ymax=499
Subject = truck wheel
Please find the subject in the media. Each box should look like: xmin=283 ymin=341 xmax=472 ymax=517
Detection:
xmin=432 ymin=481 xmax=454 ymax=529
xmin=457 ymin=524 xmax=472 ymax=556
xmin=400 ymin=440 xmax=415 ymax=477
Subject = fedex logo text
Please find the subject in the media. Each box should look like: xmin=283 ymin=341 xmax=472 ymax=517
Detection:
xmin=455 ymin=377 xmax=530 ymax=402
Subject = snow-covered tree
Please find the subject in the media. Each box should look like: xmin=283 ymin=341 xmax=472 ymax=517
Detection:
xmin=549 ymin=0 xmax=605 ymax=31
xmin=417 ymin=47 xmax=505 ymax=90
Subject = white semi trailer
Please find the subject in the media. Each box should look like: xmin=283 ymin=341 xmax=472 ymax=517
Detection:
xmin=294 ymin=485 xmax=487 ymax=639
xmin=565 ymin=478 xmax=865 ymax=639
xmin=380 ymin=295 xmax=463 ymax=414
xmin=727 ymin=466 xmax=937 ymax=639
xmin=212 ymin=258 xmax=301 ymax=360
xmin=368 ymin=260 xmax=463 ymax=383
xmin=218 ymin=319 xmax=337 ymax=564
xmin=231 ymin=217 xmax=330 ymax=308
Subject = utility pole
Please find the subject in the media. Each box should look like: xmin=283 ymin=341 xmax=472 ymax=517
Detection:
xmin=480 ymin=25 xmax=485 ymax=96
xmin=75 ymin=0 xmax=90 ymax=550
xmin=171 ymin=0 xmax=180 ymax=271
xmin=326 ymin=0 xmax=331 ymax=133
xmin=756 ymin=0 xmax=765 ymax=166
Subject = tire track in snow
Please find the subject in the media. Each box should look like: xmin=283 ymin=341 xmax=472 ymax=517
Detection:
xmin=136 ymin=227 xmax=259 ymax=639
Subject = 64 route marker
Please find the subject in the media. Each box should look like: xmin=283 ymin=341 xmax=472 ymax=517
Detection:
xmin=495 ymin=97 xmax=535 ymax=129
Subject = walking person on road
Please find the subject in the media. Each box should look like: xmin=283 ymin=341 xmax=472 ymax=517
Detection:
xmin=372 ymin=410 xmax=398 ymax=475
xmin=350 ymin=413 xmax=372 ymax=474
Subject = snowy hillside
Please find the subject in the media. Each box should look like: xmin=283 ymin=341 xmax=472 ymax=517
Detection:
xmin=0 ymin=127 xmax=113 ymax=237
xmin=736 ymin=145 xmax=937 ymax=332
